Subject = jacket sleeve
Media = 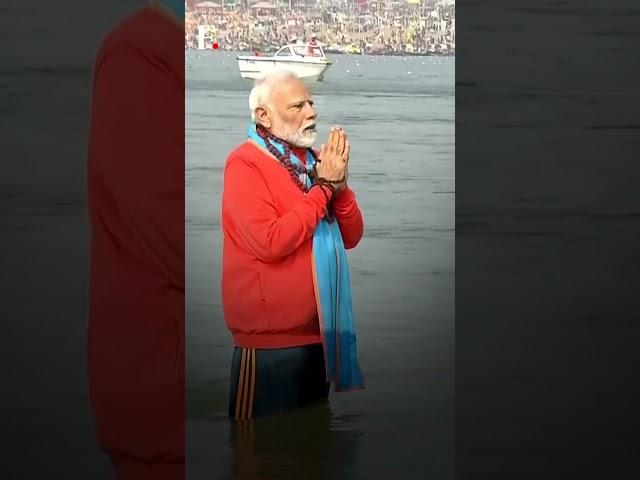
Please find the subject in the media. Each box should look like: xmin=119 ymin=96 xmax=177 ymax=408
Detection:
xmin=332 ymin=186 xmax=364 ymax=249
xmin=222 ymin=155 xmax=333 ymax=262
xmin=89 ymin=43 xmax=184 ymax=293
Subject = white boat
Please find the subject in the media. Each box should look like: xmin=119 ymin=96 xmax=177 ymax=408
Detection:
xmin=237 ymin=44 xmax=332 ymax=81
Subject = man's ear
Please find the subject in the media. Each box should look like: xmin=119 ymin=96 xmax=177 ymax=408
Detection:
xmin=255 ymin=107 xmax=271 ymax=129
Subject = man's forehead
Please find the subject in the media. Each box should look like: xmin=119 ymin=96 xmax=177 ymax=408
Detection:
xmin=272 ymin=79 xmax=312 ymax=102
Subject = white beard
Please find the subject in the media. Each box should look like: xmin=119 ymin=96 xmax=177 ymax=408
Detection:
xmin=280 ymin=128 xmax=317 ymax=148
xmin=270 ymin=118 xmax=317 ymax=148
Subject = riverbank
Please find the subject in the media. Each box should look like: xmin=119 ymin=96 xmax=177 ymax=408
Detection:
xmin=186 ymin=45 xmax=455 ymax=57
xmin=186 ymin=2 xmax=455 ymax=56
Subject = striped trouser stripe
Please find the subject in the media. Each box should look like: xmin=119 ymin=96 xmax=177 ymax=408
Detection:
xmin=234 ymin=348 xmax=256 ymax=420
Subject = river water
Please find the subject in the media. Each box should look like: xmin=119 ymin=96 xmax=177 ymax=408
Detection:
xmin=186 ymin=51 xmax=455 ymax=479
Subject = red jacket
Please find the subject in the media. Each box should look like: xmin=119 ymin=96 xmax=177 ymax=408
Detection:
xmin=221 ymin=139 xmax=364 ymax=349
xmin=86 ymin=6 xmax=184 ymax=478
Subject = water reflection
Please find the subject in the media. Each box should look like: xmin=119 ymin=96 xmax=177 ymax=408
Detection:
xmin=228 ymin=403 xmax=362 ymax=480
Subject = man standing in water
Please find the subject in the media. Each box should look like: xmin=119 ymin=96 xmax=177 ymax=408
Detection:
xmin=221 ymin=71 xmax=366 ymax=420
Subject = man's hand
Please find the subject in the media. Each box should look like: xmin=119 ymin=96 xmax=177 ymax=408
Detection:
xmin=316 ymin=126 xmax=349 ymax=192
xmin=333 ymin=127 xmax=350 ymax=192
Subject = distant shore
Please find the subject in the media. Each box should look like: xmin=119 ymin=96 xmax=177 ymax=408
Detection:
xmin=186 ymin=46 xmax=455 ymax=57
xmin=322 ymin=49 xmax=455 ymax=57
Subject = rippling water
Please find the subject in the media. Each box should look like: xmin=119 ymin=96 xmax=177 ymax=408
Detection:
xmin=186 ymin=51 xmax=454 ymax=479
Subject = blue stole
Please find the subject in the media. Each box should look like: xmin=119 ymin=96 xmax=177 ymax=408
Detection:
xmin=247 ymin=124 xmax=365 ymax=392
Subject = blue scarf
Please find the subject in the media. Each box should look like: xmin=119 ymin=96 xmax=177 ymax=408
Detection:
xmin=247 ymin=124 xmax=365 ymax=392
xmin=157 ymin=0 xmax=184 ymax=20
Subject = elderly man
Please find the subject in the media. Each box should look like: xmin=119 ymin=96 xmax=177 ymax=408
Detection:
xmin=221 ymin=71 xmax=365 ymax=420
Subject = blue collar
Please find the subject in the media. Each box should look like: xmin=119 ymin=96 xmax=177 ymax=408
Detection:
xmin=247 ymin=123 xmax=317 ymax=188
xmin=247 ymin=124 xmax=316 ymax=168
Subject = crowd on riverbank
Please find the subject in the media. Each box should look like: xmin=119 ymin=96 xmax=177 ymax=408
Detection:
xmin=185 ymin=1 xmax=455 ymax=56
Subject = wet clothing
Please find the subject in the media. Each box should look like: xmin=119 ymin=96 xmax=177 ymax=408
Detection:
xmin=228 ymin=343 xmax=330 ymax=419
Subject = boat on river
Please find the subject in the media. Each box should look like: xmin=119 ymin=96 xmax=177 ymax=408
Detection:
xmin=237 ymin=43 xmax=332 ymax=81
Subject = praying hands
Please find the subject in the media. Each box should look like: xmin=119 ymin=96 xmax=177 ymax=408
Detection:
xmin=316 ymin=126 xmax=350 ymax=192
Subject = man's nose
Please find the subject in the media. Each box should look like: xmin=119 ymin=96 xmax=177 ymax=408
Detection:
xmin=305 ymin=102 xmax=317 ymax=119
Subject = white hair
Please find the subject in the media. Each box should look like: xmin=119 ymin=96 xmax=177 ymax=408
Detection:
xmin=248 ymin=70 xmax=300 ymax=124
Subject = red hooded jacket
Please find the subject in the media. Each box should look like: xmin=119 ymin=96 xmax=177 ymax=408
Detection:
xmin=221 ymin=140 xmax=364 ymax=349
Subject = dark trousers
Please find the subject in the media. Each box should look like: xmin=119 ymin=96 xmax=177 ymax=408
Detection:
xmin=228 ymin=343 xmax=330 ymax=419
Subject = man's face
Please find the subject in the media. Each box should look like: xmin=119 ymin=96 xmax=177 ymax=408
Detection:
xmin=260 ymin=78 xmax=318 ymax=148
